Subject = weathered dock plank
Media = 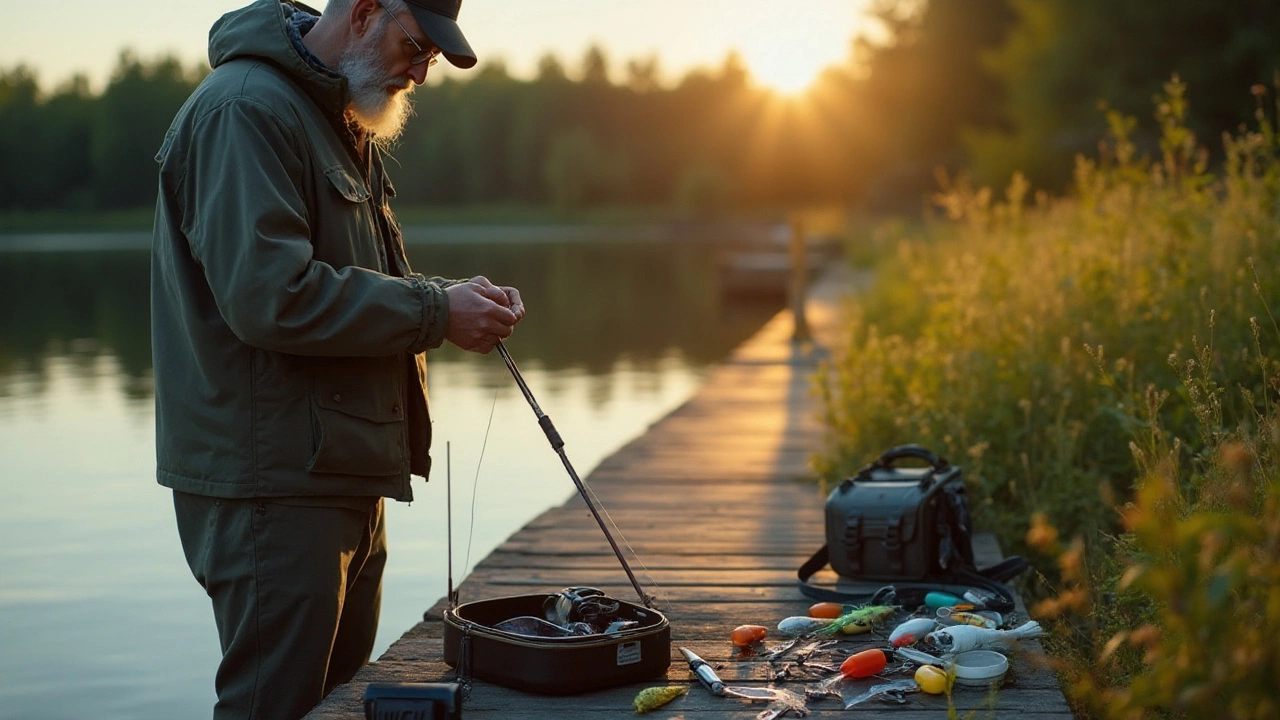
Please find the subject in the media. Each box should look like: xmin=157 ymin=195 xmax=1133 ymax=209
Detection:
xmin=304 ymin=263 xmax=1074 ymax=719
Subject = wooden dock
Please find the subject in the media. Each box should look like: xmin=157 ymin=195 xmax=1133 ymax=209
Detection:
xmin=305 ymin=263 xmax=1075 ymax=719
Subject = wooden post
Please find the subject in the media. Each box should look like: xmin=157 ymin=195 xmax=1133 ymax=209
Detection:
xmin=788 ymin=217 xmax=810 ymax=343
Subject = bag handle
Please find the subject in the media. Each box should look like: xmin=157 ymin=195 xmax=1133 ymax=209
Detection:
xmin=861 ymin=444 xmax=950 ymax=474
xmin=848 ymin=444 xmax=951 ymax=491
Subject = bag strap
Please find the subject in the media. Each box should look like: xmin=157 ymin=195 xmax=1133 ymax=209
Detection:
xmin=965 ymin=555 xmax=1030 ymax=584
xmin=797 ymin=545 xmax=842 ymax=599
xmin=796 ymin=544 xmax=1029 ymax=611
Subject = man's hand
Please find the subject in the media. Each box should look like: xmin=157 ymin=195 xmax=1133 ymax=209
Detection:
xmin=443 ymin=276 xmax=524 ymax=354
xmin=468 ymin=275 xmax=524 ymax=320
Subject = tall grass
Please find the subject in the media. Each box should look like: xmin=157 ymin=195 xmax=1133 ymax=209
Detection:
xmin=817 ymin=76 xmax=1280 ymax=717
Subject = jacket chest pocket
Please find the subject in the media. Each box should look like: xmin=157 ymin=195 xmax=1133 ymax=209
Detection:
xmin=308 ymin=360 xmax=406 ymax=477
xmin=324 ymin=165 xmax=371 ymax=203
xmin=318 ymin=165 xmax=387 ymax=271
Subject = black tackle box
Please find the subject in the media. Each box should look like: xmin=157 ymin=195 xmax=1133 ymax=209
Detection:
xmin=442 ymin=592 xmax=670 ymax=694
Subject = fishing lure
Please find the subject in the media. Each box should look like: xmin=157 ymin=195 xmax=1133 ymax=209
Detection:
xmin=888 ymin=617 xmax=939 ymax=647
xmin=894 ymin=646 xmax=945 ymax=667
xmin=633 ymin=686 xmax=686 ymax=714
xmin=914 ymin=665 xmax=951 ymax=694
xmin=753 ymin=687 xmax=808 ymax=720
xmin=927 ymin=620 xmax=1043 ymax=654
xmin=809 ymin=647 xmax=891 ymax=697
xmin=732 ymin=625 xmax=769 ymax=647
xmin=939 ymin=610 xmax=1000 ymax=629
xmin=777 ymin=616 xmax=835 ymax=637
xmin=816 ymin=604 xmax=897 ymax=636
xmin=839 ymin=648 xmax=887 ymax=678
xmin=757 ymin=635 xmax=807 ymax=662
xmin=808 ymin=602 xmax=846 ymax=618
xmin=723 ymin=686 xmax=787 ymax=700
xmin=843 ymin=678 xmax=919 ymax=708
xmin=718 ymin=685 xmax=810 ymax=718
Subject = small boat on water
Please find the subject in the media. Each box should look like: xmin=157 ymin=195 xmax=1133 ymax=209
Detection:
xmin=718 ymin=236 xmax=839 ymax=300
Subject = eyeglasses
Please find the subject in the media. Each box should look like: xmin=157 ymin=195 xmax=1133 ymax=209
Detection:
xmin=379 ymin=4 xmax=440 ymax=66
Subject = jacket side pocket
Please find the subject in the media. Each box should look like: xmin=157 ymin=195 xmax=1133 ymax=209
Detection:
xmin=308 ymin=382 xmax=405 ymax=477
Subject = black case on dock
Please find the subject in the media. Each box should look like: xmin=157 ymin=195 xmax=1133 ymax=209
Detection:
xmin=442 ymin=593 xmax=670 ymax=695
xmin=823 ymin=444 xmax=971 ymax=581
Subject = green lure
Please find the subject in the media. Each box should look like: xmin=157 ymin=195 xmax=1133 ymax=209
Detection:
xmin=633 ymin=685 xmax=687 ymax=714
xmin=816 ymin=604 xmax=897 ymax=635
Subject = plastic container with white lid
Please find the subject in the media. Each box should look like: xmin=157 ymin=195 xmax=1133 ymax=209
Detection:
xmin=949 ymin=649 xmax=1009 ymax=688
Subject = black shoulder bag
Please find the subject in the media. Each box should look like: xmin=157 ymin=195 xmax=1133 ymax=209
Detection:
xmin=797 ymin=445 xmax=1027 ymax=612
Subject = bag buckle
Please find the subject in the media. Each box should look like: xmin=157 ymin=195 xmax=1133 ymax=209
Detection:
xmin=843 ymin=517 xmax=862 ymax=573
xmin=883 ymin=517 xmax=902 ymax=551
xmin=884 ymin=516 xmax=903 ymax=574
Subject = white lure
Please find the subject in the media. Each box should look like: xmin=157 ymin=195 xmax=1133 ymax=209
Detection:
xmin=889 ymin=617 xmax=939 ymax=647
xmin=926 ymin=620 xmax=1044 ymax=654
xmin=776 ymin=616 xmax=834 ymax=636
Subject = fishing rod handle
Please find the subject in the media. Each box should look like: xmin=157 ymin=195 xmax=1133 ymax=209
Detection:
xmin=495 ymin=342 xmax=563 ymax=449
xmin=538 ymin=415 xmax=564 ymax=451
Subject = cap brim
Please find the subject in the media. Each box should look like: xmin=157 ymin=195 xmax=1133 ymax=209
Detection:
xmin=406 ymin=7 xmax=477 ymax=69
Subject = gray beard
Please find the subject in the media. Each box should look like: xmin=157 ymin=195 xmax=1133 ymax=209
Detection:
xmin=339 ymin=33 xmax=414 ymax=143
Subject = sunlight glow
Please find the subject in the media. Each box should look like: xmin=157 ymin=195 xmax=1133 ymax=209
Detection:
xmin=737 ymin=16 xmax=855 ymax=96
xmin=744 ymin=45 xmax=837 ymax=96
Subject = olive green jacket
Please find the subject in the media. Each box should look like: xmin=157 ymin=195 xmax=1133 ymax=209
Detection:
xmin=152 ymin=0 xmax=446 ymax=501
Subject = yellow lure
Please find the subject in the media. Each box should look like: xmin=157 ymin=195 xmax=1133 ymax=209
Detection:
xmin=818 ymin=604 xmax=897 ymax=635
xmin=633 ymin=685 xmax=687 ymax=714
xmin=915 ymin=664 xmax=952 ymax=694
xmin=840 ymin=621 xmax=873 ymax=635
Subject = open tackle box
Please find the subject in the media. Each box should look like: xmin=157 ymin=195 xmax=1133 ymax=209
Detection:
xmin=440 ymin=344 xmax=671 ymax=695
xmin=442 ymin=591 xmax=670 ymax=694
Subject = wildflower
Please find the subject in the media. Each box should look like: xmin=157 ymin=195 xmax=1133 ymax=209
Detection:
xmin=1217 ymin=441 xmax=1252 ymax=477
xmin=1026 ymin=511 xmax=1059 ymax=551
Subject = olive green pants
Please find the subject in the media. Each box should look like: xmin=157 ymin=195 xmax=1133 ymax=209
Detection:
xmin=173 ymin=491 xmax=387 ymax=720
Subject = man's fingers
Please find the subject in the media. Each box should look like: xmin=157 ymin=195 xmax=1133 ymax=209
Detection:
xmin=503 ymin=288 xmax=524 ymax=318
xmin=443 ymin=281 xmax=521 ymax=354
xmin=470 ymin=276 xmax=509 ymax=303
xmin=469 ymin=282 xmax=509 ymax=306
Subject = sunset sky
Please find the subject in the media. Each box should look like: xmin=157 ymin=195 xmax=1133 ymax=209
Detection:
xmin=1 ymin=0 xmax=877 ymax=95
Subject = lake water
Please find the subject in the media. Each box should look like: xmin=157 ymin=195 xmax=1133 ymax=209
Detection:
xmin=0 ymin=231 xmax=783 ymax=720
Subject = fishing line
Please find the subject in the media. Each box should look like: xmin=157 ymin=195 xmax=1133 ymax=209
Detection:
xmin=495 ymin=341 xmax=654 ymax=606
xmin=579 ymin=480 xmax=671 ymax=613
xmin=462 ymin=388 xmax=500 ymax=581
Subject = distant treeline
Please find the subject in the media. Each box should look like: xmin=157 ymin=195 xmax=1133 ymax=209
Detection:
xmin=0 ymin=0 xmax=1275 ymax=214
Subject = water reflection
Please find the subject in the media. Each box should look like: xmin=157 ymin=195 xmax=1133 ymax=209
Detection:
xmin=0 ymin=238 xmax=779 ymax=395
xmin=407 ymin=239 xmax=780 ymax=375
xmin=0 ymin=250 xmax=153 ymax=401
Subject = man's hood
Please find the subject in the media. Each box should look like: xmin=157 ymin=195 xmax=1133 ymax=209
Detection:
xmin=208 ymin=0 xmax=347 ymax=112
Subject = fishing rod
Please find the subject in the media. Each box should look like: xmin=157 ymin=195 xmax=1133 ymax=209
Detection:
xmin=446 ymin=442 xmax=458 ymax=609
xmin=495 ymin=340 xmax=653 ymax=608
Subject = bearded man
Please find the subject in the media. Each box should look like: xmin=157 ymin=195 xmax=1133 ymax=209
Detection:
xmin=150 ymin=1 xmax=523 ymax=718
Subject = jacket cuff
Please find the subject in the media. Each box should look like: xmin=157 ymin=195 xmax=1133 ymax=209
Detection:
xmin=411 ymin=277 xmax=449 ymax=353
xmin=425 ymin=275 xmax=467 ymax=289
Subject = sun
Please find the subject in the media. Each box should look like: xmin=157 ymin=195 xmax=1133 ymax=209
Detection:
xmin=736 ymin=16 xmax=855 ymax=96
xmin=744 ymin=46 xmax=833 ymax=96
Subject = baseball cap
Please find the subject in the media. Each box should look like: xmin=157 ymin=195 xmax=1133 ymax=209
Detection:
xmin=402 ymin=0 xmax=477 ymax=68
